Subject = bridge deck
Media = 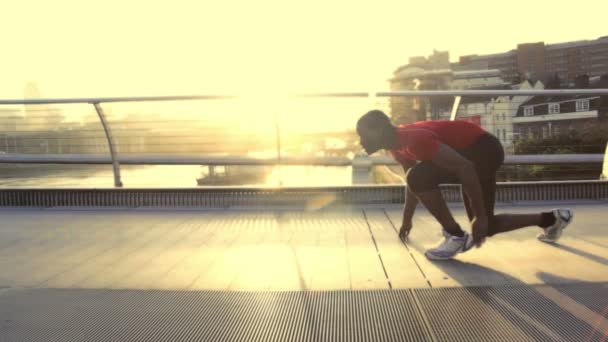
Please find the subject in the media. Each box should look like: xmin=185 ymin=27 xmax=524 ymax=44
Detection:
xmin=1 ymin=203 xmax=607 ymax=341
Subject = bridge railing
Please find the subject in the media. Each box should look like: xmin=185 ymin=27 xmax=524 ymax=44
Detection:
xmin=1 ymin=89 xmax=607 ymax=187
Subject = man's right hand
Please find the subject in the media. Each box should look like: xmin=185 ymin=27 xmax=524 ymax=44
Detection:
xmin=398 ymin=221 xmax=413 ymax=242
xmin=471 ymin=215 xmax=488 ymax=248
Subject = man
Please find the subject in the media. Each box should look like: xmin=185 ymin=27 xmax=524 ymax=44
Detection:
xmin=356 ymin=110 xmax=573 ymax=260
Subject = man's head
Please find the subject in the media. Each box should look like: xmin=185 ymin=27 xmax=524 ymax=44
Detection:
xmin=356 ymin=110 xmax=395 ymax=154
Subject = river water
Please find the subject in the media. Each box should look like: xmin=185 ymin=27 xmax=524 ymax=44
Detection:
xmin=0 ymin=164 xmax=355 ymax=188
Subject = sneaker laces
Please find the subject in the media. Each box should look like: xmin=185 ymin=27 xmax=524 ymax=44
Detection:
xmin=433 ymin=233 xmax=466 ymax=253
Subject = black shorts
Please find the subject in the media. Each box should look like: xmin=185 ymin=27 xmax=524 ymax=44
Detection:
xmin=405 ymin=133 xmax=505 ymax=233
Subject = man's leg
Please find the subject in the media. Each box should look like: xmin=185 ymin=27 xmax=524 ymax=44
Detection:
xmin=459 ymin=131 xmax=548 ymax=237
xmin=462 ymin=188 xmax=474 ymax=222
xmin=491 ymin=214 xmax=544 ymax=234
xmin=414 ymin=190 xmax=465 ymax=237
xmin=464 ymin=177 xmax=564 ymax=237
xmin=406 ymin=163 xmax=465 ymax=237
xmin=407 ymin=164 xmax=473 ymax=259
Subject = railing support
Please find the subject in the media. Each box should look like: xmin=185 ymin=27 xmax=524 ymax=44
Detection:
xmin=275 ymin=112 xmax=283 ymax=187
xmin=602 ymin=142 xmax=608 ymax=180
xmin=93 ymin=103 xmax=123 ymax=187
xmin=450 ymin=96 xmax=461 ymax=121
xmin=352 ymin=154 xmax=373 ymax=184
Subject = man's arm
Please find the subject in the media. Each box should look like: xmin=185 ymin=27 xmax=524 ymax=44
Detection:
xmin=401 ymin=163 xmax=418 ymax=221
xmin=399 ymin=163 xmax=418 ymax=241
xmin=402 ymin=186 xmax=418 ymax=222
xmin=431 ymin=144 xmax=488 ymax=246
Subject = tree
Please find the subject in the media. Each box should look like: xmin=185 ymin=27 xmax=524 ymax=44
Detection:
xmin=510 ymin=122 xmax=608 ymax=180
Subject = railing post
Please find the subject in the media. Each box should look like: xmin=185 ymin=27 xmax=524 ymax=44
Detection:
xmin=450 ymin=96 xmax=461 ymax=121
xmin=352 ymin=153 xmax=372 ymax=184
xmin=92 ymin=103 xmax=123 ymax=187
xmin=275 ymin=112 xmax=283 ymax=187
xmin=602 ymin=142 xmax=608 ymax=180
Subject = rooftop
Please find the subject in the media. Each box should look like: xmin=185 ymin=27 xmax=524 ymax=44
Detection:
xmin=547 ymin=37 xmax=608 ymax=50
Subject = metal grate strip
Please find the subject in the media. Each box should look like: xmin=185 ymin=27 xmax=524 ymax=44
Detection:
xmin=0 ymin=181 xmax=607 ymax=208
xmin=2 ymin=284 xmax=607 ymax=342
xmin=553 ymin=282 xmax=608 ymax=316
xmin=0 ymin=288 xmax=432 ymax=342
xmin=413 ymin=284 xmax=607 ymax=341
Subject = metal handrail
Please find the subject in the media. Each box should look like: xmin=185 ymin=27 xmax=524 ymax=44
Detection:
xmin=1 ymin=89 xmax=608 ymax=105
xmin=375 ymin=89 xmax=608 ymax=97
xmin=0 ymin=95 xmax=237 ymax=105
xmin=2 ymin=89 xmax=607 ymax=187
xmin=0 ymin=153 xmax=603 ymax=165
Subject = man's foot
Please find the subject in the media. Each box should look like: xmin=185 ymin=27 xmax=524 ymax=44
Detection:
xmin=425 ymin=230 xmax=474 ymax=260
xmin=537 ymin=208 xmax=573 ymax=244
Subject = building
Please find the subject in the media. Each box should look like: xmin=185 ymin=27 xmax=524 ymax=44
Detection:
xmin=450 ymin=69 xmax=509 ymax=90
xmin=457 ymin=36 xmax=608 ymax=84
xmin=0 ymin=108 xmax=23 ymax=133
xmin=484 ymin=80 xmax=543 ymax=149
xmin=513 ymin=76 xmax=608 ymax=140
xmin=513 ymin=95 xmax=605 ymax=140
xmin=0 ymin=108 xmax=23 ymax=153
xmin=434 ymin=80 xmax=542 ymax=150
xmin=458 ymin=51 xmax=519 ymax=83
xmin=389 ymin=66 xmax=452 ymax=123
xmin=402 ymin=50 xmax=451 ymax=70
xmin=23 ymin=82 xmax=65 ymax=131
xmin=389 ymin=51 xmax=509 ymax=124
xmin=387 ymin=37 xmax=608 ymax=152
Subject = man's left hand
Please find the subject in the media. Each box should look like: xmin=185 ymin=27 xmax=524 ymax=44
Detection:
xmin=399 ymin=221 xmax=413 ymax=242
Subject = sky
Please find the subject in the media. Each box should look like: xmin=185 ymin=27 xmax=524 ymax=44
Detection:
xmin=1 ymin=0 xmax=607 ymax=99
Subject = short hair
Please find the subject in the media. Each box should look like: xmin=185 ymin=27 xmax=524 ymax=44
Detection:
xmin=357 ymin=110 xmax=391 ymax=133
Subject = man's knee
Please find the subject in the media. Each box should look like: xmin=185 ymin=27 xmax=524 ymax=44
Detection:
xmin=405 ymin=166 xmax=439 ymax=194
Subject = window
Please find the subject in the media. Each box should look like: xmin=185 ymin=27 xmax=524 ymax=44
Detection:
xmin=576 ymin=99 xmax=590 ymax=112
xmin=548 ymin=103 xmax=560 ymax=114
xmin=502 ymin=113 xmax=506 ymax=121
xmin=542 ymin=126 xmax=549 ymax=138
xmin=527 ymin=127 xmax=533 ymax=138
xmin=524 ymin=106 xmax=534 ymax=116
xmin=502 ymin=129 xmax=507 ymax=141
xmin=554 ymin=125 xmax=560 ymax=136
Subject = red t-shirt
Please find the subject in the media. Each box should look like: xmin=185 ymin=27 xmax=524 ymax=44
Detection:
xmin=390 ymin=120 xmax=486 ymax=163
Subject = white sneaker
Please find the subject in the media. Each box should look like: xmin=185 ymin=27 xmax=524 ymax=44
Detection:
xmin=537 ymin=208 xmax=573 ymax=243
xmin=425 ymin=230 xmax=473 ymax=260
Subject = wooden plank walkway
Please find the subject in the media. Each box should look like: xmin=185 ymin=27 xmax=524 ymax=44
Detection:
xmin=1 ymin=203 xmax=607 ymax=291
